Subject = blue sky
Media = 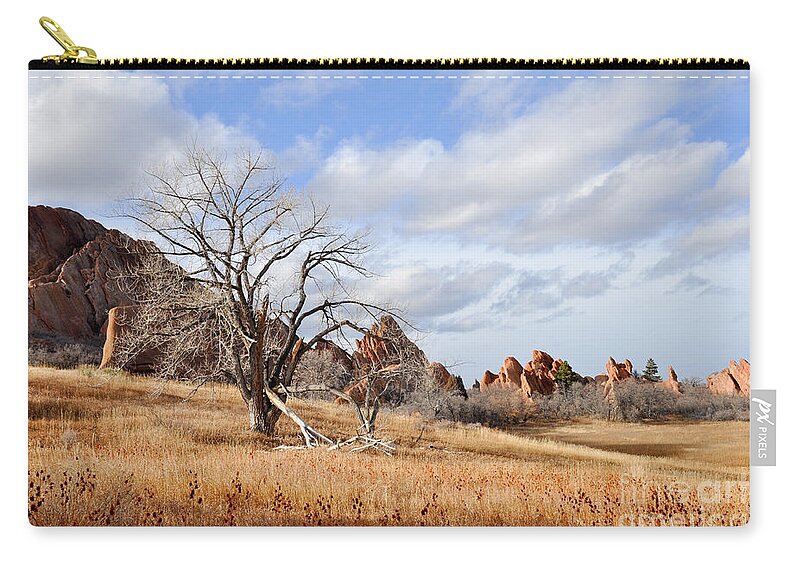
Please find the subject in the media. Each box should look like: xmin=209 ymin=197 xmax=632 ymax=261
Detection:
xmin=29 ymin=69 xmax=749 ymax=381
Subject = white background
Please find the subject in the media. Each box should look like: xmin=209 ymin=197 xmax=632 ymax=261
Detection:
xmin=1 ymin=1 xmax=795 ymax=568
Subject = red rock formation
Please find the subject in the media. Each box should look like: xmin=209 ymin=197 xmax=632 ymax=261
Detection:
xmin=339 ymin=315 xmax=465 ymax=404
xmin=605 ymin=357 xmax=633 ymax=383
xmin=100 ymin=305 xmax=158 ymax=373
xmin=707 ymin=359 xmax=750 ymax=397
xmin=498 ymin=357 xmax=524 ymax=388
xmin=481 ymin=350 xmax=562 ymax=398
xmin=428 ymin=361 xmax=467 ymax=397
xmin=729 ymin=359 xmax=751 ymax=395
xmin=310 ymin=339 xmax=355 ymax=377
xmin=28 ymin=205 xmax=106 ymax=280
xmin=602 ymin=357 xmax=634 ymax=400
xmin=351 ymin=315 xmax=428 ymax=372
xmin=521 ymin=350 xmax=559 ymax=396
xmin=661 ymin=365 xmax=683 ymax=394
xmin=29 ymin=206 xmax=155 ymax=344
xmin=480 ymin=370 xmax=499 ymax=390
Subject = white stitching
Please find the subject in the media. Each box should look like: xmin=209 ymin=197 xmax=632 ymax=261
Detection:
xmin=29 ymin=73 xmax=750 ymax=80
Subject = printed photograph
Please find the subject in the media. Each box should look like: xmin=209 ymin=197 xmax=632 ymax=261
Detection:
xmin=28 ymin=68 xmax=750 ymax=526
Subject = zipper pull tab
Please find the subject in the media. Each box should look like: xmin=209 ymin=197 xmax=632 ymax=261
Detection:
xmin=39 ymin=16 xmax=98 ymax=64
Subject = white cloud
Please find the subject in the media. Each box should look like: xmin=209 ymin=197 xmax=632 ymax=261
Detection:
xmin=261 ymin=74 xmax=358 ymax=108
xmin=277 ymin=126 xmax=333 ymax=175
xmin=646 ymin=214 xmax=749 ymax=278
xmin=449 ymin=78 xmax=535 ymax=124
xmin=701 ymin=148 xmax=749 ymax=213
xmin=308 ymin=137 xmax=445 ymax=220
xmin=305 ymin=79 xmax=734 ymax=252
xmin=522 ymin=141 xmax=729 ymax=248
xmin=356 ymin=263 xmax=506 ymax=326
xmin=28 ymin=73 xmax=259 ymax=209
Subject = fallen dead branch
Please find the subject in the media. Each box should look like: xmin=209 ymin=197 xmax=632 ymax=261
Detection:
xmin=335 ymin=435 xmax=397 ymax=456
xmin=272 ymin=434 xmax=397 ymax=456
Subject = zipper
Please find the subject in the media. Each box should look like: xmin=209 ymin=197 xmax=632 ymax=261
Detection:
xmin=37 ymin=17 xmax=99 ymax=65
xmin=31 ymin=16 xmax=750 ymax=71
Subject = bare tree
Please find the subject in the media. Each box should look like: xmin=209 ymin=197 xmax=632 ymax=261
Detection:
xmin=289 ymin=317 xmax=430 ymax=435
xmin=114 ymin=144 xmax=401 ymax=444
xmin=291 ymin=349 xmax=353 ymax=401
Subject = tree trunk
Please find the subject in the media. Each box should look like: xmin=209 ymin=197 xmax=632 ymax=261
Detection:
xmin=245 ymin=313 xmax=329 ymax=443
xmin=247 ymin=394 xmax=282 ymax=434
xmin=264 ymin=402 xmax=282 ymax=434
xmin=248 ymin=397 xmax=269 ymax=432
xmin=247 ymin=309 xmax=281 ymax=434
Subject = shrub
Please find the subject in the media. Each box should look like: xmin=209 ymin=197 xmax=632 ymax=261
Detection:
xmin=674 ymin=385 xmax=749 ymax=421
xmin=292 ymin=350 xmax=353 ymax=400
xmin=397 ymin=386 xmax=538 ymax=427
xmin=532 ymin=382 xmax=610 ymax=420
xmin=614 ymin=381 xmax=679 ymax=421
xmin=427 ymin=380 xmax=750 ymax=426
xmin=28 ymin=343 xmax=102 ymax=368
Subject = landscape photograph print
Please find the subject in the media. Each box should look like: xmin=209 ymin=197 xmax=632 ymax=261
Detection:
xmin=28 ymin=68 xmax=750 ymax=526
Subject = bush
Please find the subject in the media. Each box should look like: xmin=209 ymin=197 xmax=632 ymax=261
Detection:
xmin=674 ymin=385 xmax=749 ymax=421
xmin=292 ymin=350 xmax=353 ymax=401
xmin=399 ymin=380 xmax=750 ymax=426
xmin=532 ymin=383 xmax=610 ymax=420
xmin=28 ymin=343 xmax=102 ymax=368
xmin=614 ymin=381 xmax=679 ymax=421
xmin=397 ymin=386 xmax=538 ymax=427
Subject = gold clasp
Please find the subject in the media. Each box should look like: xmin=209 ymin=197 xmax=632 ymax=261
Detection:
xmin=39 ymin=16 xmax=98 ymax=64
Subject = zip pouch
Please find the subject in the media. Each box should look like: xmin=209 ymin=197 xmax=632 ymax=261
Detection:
xmin=28 ymin=17 xmax=750 ymax=527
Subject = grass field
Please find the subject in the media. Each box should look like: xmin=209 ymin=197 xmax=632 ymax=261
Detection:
xmin=28 ymin=366 xmax=749 ymax=526
xmin=508 ymin=420 xmax=749 ymax=467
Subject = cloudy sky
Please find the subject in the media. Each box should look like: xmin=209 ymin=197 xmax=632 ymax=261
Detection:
xmin=29 ymin=69 xmax=749 ymax=381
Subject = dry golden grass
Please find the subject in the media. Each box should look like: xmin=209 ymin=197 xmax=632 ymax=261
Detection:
xmin=508 ymin=419 xmax=749 ymax=467
xmin=28 ymin=366 xmax=749 ymax=526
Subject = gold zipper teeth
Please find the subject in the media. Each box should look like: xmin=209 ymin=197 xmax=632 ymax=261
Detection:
xmin=33 ymin=57 xmax=750 ymax=69
xmin=36 ymin=20 xmax=748 ymax=69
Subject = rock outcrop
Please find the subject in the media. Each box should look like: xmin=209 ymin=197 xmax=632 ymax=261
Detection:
xmin=28 ymin=206 xmax=154 ymax=346
xmin=498 ymin=357 xmax=525 ymax=388
xmin=707 ymin=359 xmax=750 ymax=397
xmin=480 ymin=370 xmax=499 ymax=390
xmin=602 ymin=357 xmax=633 ymax=399
xmin=661 ymin=365 xmax=683 ymax=394
xmin=310 ymin=339 xmax=355 ymax=378
xmin=351 ymin=315 xmax=427 ymax=372
xmin=29 ymin=205 xmax=107 ymax=280
xmin=480 ymin=357 xmax=523 ymax=390
xmin=339 ymin=315 xmax=466 ymax=404
xmin=521 ymin=350 xmax=559 ymax=396
xmin=100 ymin=305 xmax=158 ymax=373
xmin=428 ymin=361 xmax=468 ymax=398
xmin=606 ymin=357 xmax=633 ymax=383
xmin=481 ymin=349 xmax=561 ymax=398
